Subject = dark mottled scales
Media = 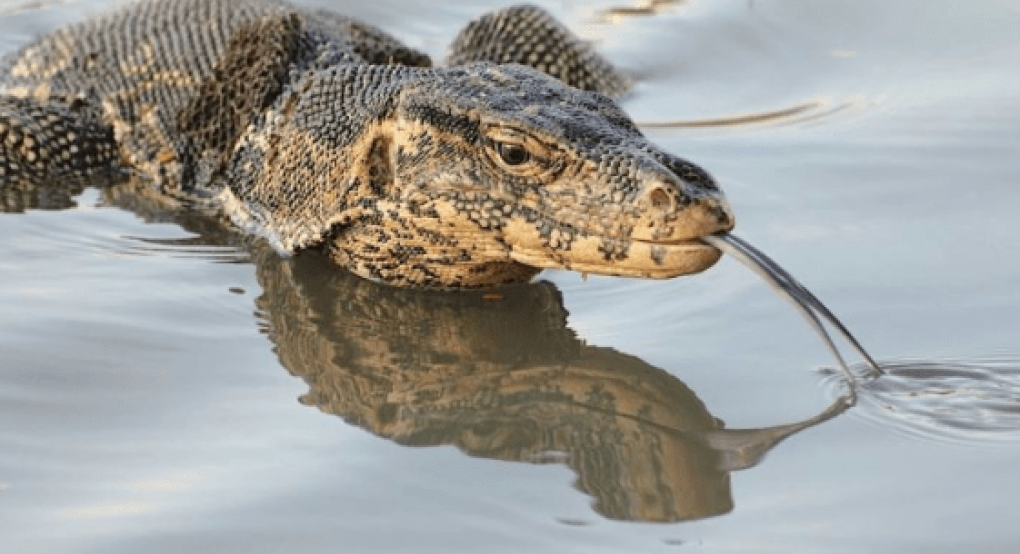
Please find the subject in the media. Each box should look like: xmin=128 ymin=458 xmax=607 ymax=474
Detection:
xmin=0 ymin=0 xmax=734 ymax=288
xmin=445 ymin=5 xmax=631 ymax=97
xmin=175 ymin=13 xmax=303 ymax=179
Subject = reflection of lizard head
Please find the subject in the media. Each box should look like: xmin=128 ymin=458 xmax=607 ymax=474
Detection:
xmin=246 ymin=242 xmax=848 ymax=522
xmin=255 ymin=244 xmax=733 ymax=522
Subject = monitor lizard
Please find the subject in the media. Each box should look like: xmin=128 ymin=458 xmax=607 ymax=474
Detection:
xmin=0 ymin=0 xmax=734 ymax=288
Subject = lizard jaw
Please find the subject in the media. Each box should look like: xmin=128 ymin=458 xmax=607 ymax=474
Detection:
xmin=506 ymin=230 xmax=724 ymax=280
xmin=501 ymin=196 xmax=732 ymax=279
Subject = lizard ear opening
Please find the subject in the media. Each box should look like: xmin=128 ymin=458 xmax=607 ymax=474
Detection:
xmin=176 ymin=12 xmax=303 ymax=181
xmin=365 ymin=133 xmax=395 ymax=197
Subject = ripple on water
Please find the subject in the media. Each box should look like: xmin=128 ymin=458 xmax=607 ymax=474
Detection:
xmin=638 ymin=97 xmax=874 ymax=130
xmin=595 ymin=0 xmax=687 ymax=23
xmin=821 ymin=359 xmax=1020 ymax=445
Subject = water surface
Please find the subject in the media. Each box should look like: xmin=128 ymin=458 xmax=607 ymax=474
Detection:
xmin=2 ymin=0 xmax=1020 ymax=552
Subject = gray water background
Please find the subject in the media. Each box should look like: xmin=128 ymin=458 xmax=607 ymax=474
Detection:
xmin=2 ymin=0 xmax=1019 ymax=551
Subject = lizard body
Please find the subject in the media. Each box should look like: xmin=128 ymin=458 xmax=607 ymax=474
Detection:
xmin=0 ymin=0 xmax=733 ymax=287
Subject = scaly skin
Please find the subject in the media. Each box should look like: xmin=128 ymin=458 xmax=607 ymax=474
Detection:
xmin=0 ymin=0 xmax=734 ymax=288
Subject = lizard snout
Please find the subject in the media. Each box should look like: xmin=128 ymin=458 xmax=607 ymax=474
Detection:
xmin=630 ymin=172 xmax=735 ymax=243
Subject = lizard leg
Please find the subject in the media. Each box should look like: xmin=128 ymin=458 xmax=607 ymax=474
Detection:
xmin=0 ymin=95 xmax=121 ymax=184
xmin=445 ymin=5 xmax=630 ymax=97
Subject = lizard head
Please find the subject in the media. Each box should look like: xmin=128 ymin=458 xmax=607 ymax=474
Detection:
xmin=228 ymin=63 xmax=733 ymax=288
xmin=369 ymin=63 xmax=735 ymax=287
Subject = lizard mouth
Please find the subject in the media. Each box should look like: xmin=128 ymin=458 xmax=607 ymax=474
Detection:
xmin=501 ymin=197 xmax=734 ymax=280
xmin=586 ymin=236 xmax=723 ymax=278
xmin=507 ymin=232 xmax=723 ymax=279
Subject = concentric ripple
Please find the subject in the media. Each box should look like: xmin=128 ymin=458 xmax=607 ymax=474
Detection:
xmin=821 ymin=359 xmax=1020 ymax=445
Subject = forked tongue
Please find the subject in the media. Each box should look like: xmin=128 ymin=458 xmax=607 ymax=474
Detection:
xmin=701 ymin=233 xmax=882 ymax=389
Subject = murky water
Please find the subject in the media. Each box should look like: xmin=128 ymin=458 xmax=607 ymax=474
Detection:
xmin=2 ymin=0 xmax=1020 ymax=552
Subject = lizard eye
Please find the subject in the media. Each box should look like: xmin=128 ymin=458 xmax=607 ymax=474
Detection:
xmin=494 ymin=141 xmax=531 ymax=166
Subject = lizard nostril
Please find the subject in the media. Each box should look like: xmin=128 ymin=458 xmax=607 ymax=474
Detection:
xmin=649 ymin=187 xmax=672 ymax=210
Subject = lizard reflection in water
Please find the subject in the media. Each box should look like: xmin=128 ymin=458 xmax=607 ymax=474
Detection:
xmin=252 ymin=231 xmax=847 ymax=523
